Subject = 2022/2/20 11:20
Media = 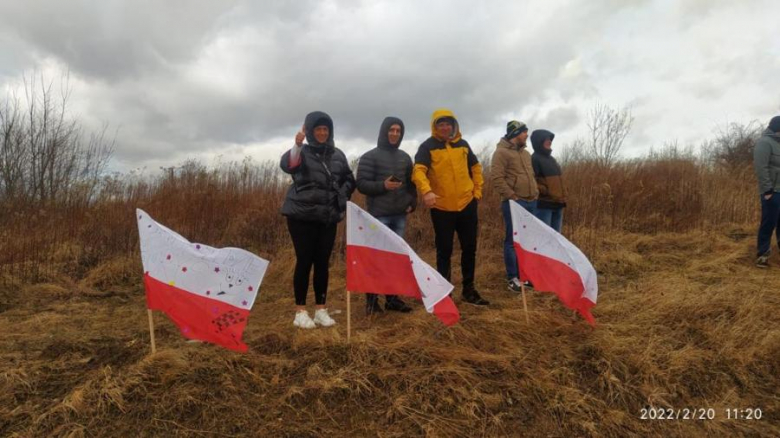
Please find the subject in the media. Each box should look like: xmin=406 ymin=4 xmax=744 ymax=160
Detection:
xmin=725 ymin=408 xmax=762 ymax=420
xmin=640 ymin=407 xmax=763 ymax=420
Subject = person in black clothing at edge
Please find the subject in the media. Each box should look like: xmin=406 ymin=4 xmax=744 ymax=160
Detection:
xmin=280 ymin=111 xmax=356 ymax=329
xmin=754 ymin=115 xmax=780 ymax=268
xmin=356 ymin=116 xmax=416 ymax=316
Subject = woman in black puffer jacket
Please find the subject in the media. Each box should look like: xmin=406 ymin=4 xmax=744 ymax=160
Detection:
xmin=280 ymin=111 xmax=355 ymax=329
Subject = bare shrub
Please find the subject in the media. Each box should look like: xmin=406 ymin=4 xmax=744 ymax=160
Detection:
xmin=586 ymin=103 xmax=634 ymax=168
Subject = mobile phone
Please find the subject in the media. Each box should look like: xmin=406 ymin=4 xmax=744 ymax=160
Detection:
xmin=388 ymin=175 xmax=401 ymax=183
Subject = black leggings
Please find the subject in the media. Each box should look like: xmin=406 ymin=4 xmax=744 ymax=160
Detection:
xmin=287 ymin=218 xmax=337 ymax=306
xmin=430 ymin=199 xmax=478 ymax=289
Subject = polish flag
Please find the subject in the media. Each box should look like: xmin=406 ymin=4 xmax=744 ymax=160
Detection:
xmin=510 ymin=202 xmax=598 ymax=325
xmin=137 ymin=209 xmax=269 ymax=352
xmin=346 ymin=202 xmax=459 ymax=326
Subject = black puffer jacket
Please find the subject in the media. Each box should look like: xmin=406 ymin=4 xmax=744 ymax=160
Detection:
xmin=356 ymin=117 xmax=417 ymax=217
xmin=280 ymin=111 xmax=356 ymax=224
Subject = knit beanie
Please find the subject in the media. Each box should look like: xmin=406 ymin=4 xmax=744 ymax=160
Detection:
xmin=506 ymin=120 xmax=528 ymax=139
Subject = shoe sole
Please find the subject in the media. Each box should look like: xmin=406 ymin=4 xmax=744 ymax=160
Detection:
xmin=462 ymin=300 xmax=489 ymax=307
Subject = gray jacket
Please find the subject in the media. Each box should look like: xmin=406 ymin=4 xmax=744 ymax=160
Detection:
xmin=356 ymin=117 xmax=417 ymax=217
xmin=753 ymin=129 xmax=780 ymax=195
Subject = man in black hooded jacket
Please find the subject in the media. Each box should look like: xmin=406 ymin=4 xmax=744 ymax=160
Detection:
xmin=356 ymin=117 xmax=417 ymax=315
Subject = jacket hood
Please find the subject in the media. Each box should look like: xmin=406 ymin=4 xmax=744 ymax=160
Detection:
xmin=768 ymin=115 xmax=780 ymax=133
xmin=763 ymin=128 xmax=780 ymax=142
xmin=430 ymin=108 xmax=462 ymax=143
xmin=304 ymin=111 xmax=335 ymax=149
xmin=531 ymin=129 xmax=555 ymax=154
xmin=378 ymin=116 xmax=405 ymax=150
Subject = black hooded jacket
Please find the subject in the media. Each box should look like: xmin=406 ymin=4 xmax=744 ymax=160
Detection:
xmin=356 ymin=117 xmax=417 ymax=217
xmin=531 ymin=129 xmax=567 ymax=209
xmin=280 ymin=111 xmax=356 ymax=223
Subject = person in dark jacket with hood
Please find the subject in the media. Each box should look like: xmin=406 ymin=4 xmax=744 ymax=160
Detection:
xmin=754 ymin=115 xmax=780 ymax=268
xmin=280 ymin=111 xmax=356 ymax=329
xmin=531 ymin=129 xmax=567 ymax=233
xmin=356 ymin=117 xmax=416 ymax=315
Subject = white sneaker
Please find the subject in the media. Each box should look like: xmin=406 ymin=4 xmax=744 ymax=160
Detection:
xmin=507 ymin=278 xmax=522 ymax=293
xmin=293 ymin=311 xmax=316 ymax=329
xmin=313 ymin=308 xmax=336 ymax=327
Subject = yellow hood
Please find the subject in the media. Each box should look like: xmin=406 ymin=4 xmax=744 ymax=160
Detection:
xmin=430 ymin=108 xmax=462 ymax=143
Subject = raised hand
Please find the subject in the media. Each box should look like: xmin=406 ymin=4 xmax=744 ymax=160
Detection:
xmin=295 ymin=124 xmax=306 ymax=146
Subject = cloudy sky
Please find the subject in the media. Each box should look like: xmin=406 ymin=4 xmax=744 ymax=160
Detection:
xmin=1 ymin=0 xmax=778 ymax=172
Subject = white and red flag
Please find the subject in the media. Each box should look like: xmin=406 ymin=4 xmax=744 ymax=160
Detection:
xmin=510 ymin=202 xmax=598 ymax=325
xmin=346 ymin=202 xmax=459 ymax=326
xmin=137 ymin=209 xmax=269 ymax=352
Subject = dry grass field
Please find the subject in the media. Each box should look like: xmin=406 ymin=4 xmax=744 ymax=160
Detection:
xmin=1 ymin=154 xmax=779 ymax=437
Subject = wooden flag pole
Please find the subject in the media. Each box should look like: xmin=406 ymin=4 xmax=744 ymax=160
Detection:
xmin=346 ymin=289 xmax=351 ymax=343
xmin=521 ymin=285 xmax=529 ymax=324
xmin=147 ymin=309 xmax=157 ymax=354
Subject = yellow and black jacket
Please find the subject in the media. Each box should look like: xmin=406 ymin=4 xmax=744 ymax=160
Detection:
xmin=412 ymin=109 xmax=484 ymax=212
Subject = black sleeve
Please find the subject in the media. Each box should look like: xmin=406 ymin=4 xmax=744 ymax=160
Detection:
xmin=414 ymin=142 xmax=432 ymax=167
xmin=405 ymin=155 xmax=418 ymax=211
xmin=339 ymin=152 xmax=356 ymax=199
xmin=464 ymin=140 xmax=479 ymax=168
xmin=532 ymin=155 xmax=543 ymax=176
xmin=355 ymin=151 xmax=386 ymax=196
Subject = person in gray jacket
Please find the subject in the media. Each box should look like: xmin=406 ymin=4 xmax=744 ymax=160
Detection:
xmin=356 ymin=117 xmax=416 ymax=315
xmin=754 ymin=115 xmax=780 ymax=268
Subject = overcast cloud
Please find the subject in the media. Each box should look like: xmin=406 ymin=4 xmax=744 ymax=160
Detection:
xmin=1 ymin=0 xmax=778 ymax=172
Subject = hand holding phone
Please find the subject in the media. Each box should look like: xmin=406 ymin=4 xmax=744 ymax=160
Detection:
xmin=384 ymin=175 xmax=402 ymax=190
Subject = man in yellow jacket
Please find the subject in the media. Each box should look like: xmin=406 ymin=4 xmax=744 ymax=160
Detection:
xmin=413 ymin=109 xmax=488 ymax=306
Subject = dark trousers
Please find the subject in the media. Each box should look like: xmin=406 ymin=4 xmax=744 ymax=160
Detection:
xmin=430 ymin=199 xmax=478 ymax=290
xmin=287 ymin=218 xmax=337 ymax=306
xmin=758 ymin=192 xmax=780 ymax=257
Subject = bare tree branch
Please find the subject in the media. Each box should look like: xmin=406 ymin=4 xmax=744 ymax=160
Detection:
xmin=586 ymin=103 xmax=633 ymax=168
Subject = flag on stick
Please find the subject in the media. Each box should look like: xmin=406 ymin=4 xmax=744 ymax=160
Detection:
xmin=510 ymin=202 xmax=598 ymax=325
xmin=137 ymin=209 xmax=269 ymax=352
xmin=346 ymin=202 xmax=459 ymax=326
